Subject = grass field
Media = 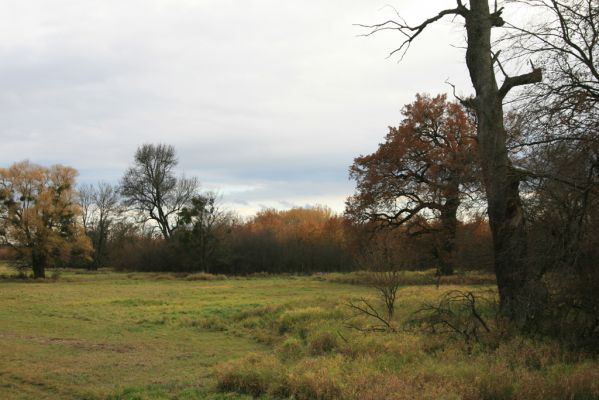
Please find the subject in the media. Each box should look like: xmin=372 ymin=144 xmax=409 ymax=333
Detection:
xmin=1 ymin=268 xmax=598 ymax=399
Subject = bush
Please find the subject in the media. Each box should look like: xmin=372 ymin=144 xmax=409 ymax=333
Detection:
xmin=282 ymin=356 xmax=344 ymax=400
xmin=277 ymin=307 xmax=327 ymax=335
xmin=308 ymin=331 xmax=339 ymax=356
xmin=215 ymin=353 xmax=282 ymax=397
xmin=278 ymin=337 xmax=304 ymax=360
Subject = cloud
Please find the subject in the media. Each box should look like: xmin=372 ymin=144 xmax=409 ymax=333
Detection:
xmin=0 ymin=0 xmax=472 ymax=215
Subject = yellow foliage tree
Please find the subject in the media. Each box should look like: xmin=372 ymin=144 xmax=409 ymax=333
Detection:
xmin=0 ymin=161 xmax=92 ymax=278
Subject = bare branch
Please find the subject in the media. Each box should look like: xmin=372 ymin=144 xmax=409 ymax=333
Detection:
xmin=498 ymin=64 xmax=543 ymax=99
xmin=357 ymin=5 xmax=467 ymax=60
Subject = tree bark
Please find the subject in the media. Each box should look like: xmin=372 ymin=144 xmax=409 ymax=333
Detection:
xmin=32 ymin=250 xmax=46 ymax=279
xmin=438 ymin=194 xmax=460 ymax=275
xmin=465 ymin=0 xmax=545 ymax=326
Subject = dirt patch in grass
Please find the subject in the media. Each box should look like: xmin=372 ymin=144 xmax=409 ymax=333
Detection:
xmin=7 ymin=334 xmax=136 ymax=353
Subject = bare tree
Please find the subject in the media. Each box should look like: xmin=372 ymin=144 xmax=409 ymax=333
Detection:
xmin=78 ymin=183 xmax=95 ymax=234
xmin=120 ymin=144 xmax=198 ymax=240
xmin=347 ymin=233 xmax=404 ymax=332
xmin=503 ymin=0 xmax=599 ymax=177
xmin=410 ymin=290 xmax=495 ymax=347
xmin=506 ymin=0 xmax=599 ymax=119
xmin=92 ymin=183 xmax=121 ymax=267
xmin=490 ymin=1 xmax=599 ymax=277
xmin=77 ymin=182 xmax=122 ymax=268
xmin=360 ymin=0 xmax=545 ymax=327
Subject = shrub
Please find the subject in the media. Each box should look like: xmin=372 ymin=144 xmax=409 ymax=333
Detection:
xmin=283 ymin=356 xmax=344 ymax=400
xmin=308 ymin=331 xmax=339 ymax=356
xmin=278 ymin=337 xmax=304 ymax=360
xmin=277 ymin=307 xmax=326 ymax=335
xmin=215 ymin=353 xmax=281 ymax=397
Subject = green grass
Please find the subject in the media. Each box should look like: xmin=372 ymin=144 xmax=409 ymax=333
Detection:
xmin=0 ymin=269 xmax=371 ymax=399
xmin=1 ymin=269 xmax=598 ymax=399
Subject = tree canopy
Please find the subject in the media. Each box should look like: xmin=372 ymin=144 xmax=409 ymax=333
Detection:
xmin=0 ymin=161 xmax=92 ymax=278
xmin=121 ymin=143 xmax=199 ymax=239
xmin=346 ymin=94 xmax=478 ymax=274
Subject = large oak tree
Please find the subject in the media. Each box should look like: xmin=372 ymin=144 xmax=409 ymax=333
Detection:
xmin=362 ymin=0 xmax=544 ymax=326
xmin=346 ymin=94 xmax=478 ymax=275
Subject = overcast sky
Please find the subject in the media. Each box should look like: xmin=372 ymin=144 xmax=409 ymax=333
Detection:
xmin=0 ymin=0 xmax=477 ymax=216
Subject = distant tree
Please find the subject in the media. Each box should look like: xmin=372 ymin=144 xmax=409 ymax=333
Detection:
xmin=91 ymin=183 xmax=121 ymax=267
xmin=78 ymin=182 xmax=121 ymax=268
xmin=120 ymin=144 xmax=198 ymax=239
xmin=231 ymin=206 xmax=351 ymax=274
xmin=0 ymin=161 xmax=92 ymax=278
xmin=177 ymin=192 xmax=232 ymax=273
xmin=346 ymin=94 xmax=478 ymax=275
xmin=79 ymin=183 xmax=95 ymax=234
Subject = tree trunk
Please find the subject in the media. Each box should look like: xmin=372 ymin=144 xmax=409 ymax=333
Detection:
xmin=465 ymin=0 xmax=546 ymax=327
xmin=94 ymin=221 xmax=108 ymax=269
xmin=438 ymin=195 xmax=459 ymax=275
xmin=32 ymin=250 xmax=46 ymax=279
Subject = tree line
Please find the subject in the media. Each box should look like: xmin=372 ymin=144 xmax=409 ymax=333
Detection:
xmin=0 ymin=138 xmax=495 ymax=279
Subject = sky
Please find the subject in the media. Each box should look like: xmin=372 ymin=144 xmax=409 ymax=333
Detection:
xmin=0 ymin=0 xmax=477 ymax=216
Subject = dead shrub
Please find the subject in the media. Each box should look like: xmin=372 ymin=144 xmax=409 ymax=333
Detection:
xmin=410 ymin=290 xmax=498 ymax=347
xmin=308 ymin=331 xmax=339 ymax=356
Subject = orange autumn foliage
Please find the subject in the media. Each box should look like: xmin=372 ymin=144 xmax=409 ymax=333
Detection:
xmin=346 ymin=94 xmax=479 ymax=274
xmin=0 ymin=161 xmax=92 ymax=278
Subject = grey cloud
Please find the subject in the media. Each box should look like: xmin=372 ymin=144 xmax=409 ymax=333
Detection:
xmin=0 ymin=0 xmax=473 ymax=215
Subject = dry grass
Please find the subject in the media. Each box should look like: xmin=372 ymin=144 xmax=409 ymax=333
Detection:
xmin=1 ymin=269 xmax=598 ymax=399
xmin=318 ymin=269 xmax=496 ymax=286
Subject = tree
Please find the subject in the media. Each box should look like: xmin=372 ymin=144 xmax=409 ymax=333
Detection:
xmin=362 ymin=1 xmax=545 ymax=326
xmin=504 ymin=0 xmax=599 ymax=235
xmin=120 ymin=144 xmax=198 ymax=240
xmin=79 ymin=183 xmax=95 ymax=234
xmin=502 ymin=2 xmax=599 ymax=337
xmin=346 ymin=94 xmax=478 ymax=275
xmin=0 ymin=161 xmax=92 ymax=278
xmin=504 ymin=0 xmax=599 ymax=188
xmin=506 ymin=0 xmax=599 ymax=127
xmin=177 ymin=192 xmax=231 ymax=273
xmin=524 ymin=140 xmax=598 ymax=272
xmin=78 ymin=182 xmax=121 ymax=268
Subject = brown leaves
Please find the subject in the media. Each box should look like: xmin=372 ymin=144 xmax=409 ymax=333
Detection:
xmin=346 ymin=93 xmax=478 ymax=229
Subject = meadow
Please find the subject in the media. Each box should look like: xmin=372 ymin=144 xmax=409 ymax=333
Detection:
xmin=1 ymin=267 xmax=598 ymax=400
